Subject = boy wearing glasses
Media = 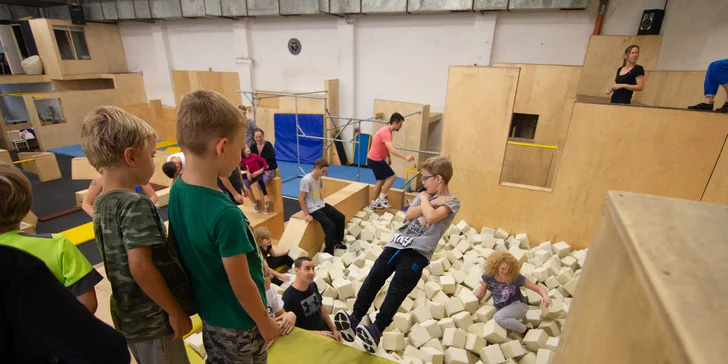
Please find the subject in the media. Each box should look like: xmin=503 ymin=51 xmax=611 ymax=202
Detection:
xmin=334 ymin=157 xmax=459 ymax=353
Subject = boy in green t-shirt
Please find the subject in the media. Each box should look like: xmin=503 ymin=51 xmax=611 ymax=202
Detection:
xmin=0 ymin=163 xmax=102 ymax=314
xmin=169 ymin=90 xmax=280 ymax=363
xmin=81 ymin=107 xmax=194 ymax=364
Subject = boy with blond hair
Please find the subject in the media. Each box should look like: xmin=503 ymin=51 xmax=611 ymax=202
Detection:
xmin=335 ymin=156 xmax=460 ymax=353
xmin=169 ymin=90 xmax=280 ymax=363
xmin=0 ymin=163 xmax=102 ymax=313
xmin=81 ymin=107 xmax=194 ymax=364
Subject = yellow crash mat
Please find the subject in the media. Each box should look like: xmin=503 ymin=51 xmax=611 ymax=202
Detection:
xmin=268 ymin=328 xmax=395 ymax=364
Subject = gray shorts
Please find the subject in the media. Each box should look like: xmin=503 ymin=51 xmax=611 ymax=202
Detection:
xmin=128 ymin=336 xmax=190 ymax=364
xmin=203 ymin=321 xmax=267 ymax=364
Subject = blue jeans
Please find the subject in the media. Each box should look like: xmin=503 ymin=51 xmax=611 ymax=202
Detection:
xmin=705 ymin=59 xmax=728 ymax=96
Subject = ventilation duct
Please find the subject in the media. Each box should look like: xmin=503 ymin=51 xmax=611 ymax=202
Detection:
xmin=221 ymin=0 xmax=248 ymax=16
xmin=116 ymin=0 xmax=137 ymax=19
xmin=473 ymin=0 xmax=508 ymax=10
xmin=181 ymin=0 xmax=206 ymax=17
xmin=361 ymin=0 xmax=406 ymax=13
xmin=407 ymin=0 xmax=473 ymax=13
xmin=281 ymin=0 xmax=320 ymax=15
xmin=509 ymin=0 xmax=588 ymax=10
xmin=101 ymin=0 xmax=120 ymax=20
xmin=133 ymin=0 xmax=153 ymax=18
xmin=83 ymin=1 xmax=106 ymax=21
xmin=247 ymin=0 xmax=279 ymax=16
xmin=150 ymin=0 xmax=183 ymax=18
xmin=205 ymin=0 xmax=223 ymax=16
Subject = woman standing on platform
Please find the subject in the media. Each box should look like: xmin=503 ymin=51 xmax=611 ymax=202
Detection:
xmin=606 ymin=45 xmax=645 ymax=105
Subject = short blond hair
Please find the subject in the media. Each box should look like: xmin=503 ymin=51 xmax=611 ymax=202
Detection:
xmin=0 ymin=163 xmax=32 ymax=230
xmin=81 ymin=106 xmax=156 ymax=170
xmin=421 ymin=156 xmax=453 ymax=184
xmin=255 ymin=226 xmax=272 ymax=244
xmin=484 ymin=251 xmax=520 ymax=284
xmin=177 ymin=90 xmax=245 ymax=156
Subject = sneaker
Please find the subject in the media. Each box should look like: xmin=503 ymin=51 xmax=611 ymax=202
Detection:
xmin=688 ymin=102 xmax=714 ymax=111
xmin=253 ymin=201 xmax=260 ymax=213
xmin=378 ymin=197 xmax=391 ymax=209
xmin=264 ymin=201 xmax=271 ymax=215
xmin=716 ymin=102 xmax=728 ymax=113
xmin=368 ymin=199 xmax=383 ymax=209
xmin=355 ymin=324 xmax=381 ymax=353
xmin=334 ymin=311 xmax=359 ymax=343
xmin=334 ymin=243 xmax=347 ymax=251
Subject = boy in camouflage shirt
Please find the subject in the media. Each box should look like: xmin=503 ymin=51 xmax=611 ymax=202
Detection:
xmin=81 ymin=107 xmax=194 ymax=364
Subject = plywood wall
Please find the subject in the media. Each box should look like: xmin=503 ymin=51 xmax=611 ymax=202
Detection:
xmin=372 ymin=100 xmax=430 ymax=179
xmin=636 ymin=70 xmax=727 ymax=108
xmin=122 ymin=99 xmax=177 ymax=141
xmin=29 ymin=19 xmax=127 ymax=79
xmin=500 ymin=145 xmax=556 ymax=187
xmin=577 ymin=35 xmax=663 ymax=98
xmin=441 ymin=65 xmax=728 ymax=250
xmin=173 ymin=70 xmax=242 ymax=107
xmin=25 ymin=73 xmax=148 ymax=151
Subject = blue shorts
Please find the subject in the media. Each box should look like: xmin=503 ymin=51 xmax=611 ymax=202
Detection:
xmin=367 ymin=158 xmax=395 ymax=181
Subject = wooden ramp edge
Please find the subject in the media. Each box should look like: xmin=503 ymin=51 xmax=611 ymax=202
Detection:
xmin=279 ymin=182 xmax=369 ymax=257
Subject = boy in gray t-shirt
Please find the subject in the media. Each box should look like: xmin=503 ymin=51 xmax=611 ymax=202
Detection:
xmin=298 ymin=159 xmax=345 ymax=255
xmin=334 ymin=157 xmax=459 ymax=353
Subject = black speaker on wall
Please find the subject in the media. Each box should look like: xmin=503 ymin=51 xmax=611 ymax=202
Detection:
xmin=637 ymin=9 xmax=664 ymax=35
xmin=70 ymin=4 xmax=86 ymax=25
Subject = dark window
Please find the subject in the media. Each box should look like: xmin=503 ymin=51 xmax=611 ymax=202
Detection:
xmin=53 ymin=27 xmax=74 ymax=60
xmin=509 ymin=113 xmax=539 ymax=140
xmin=70 ymin=27 xmax=90 ymax=60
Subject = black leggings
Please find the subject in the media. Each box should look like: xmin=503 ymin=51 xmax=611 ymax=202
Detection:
xmin=310 ymin=204 xmax=345 ymax=254
xmin=353 ymin=247 xmax=429 ymax=332
xmin=246 ymin=174 xmax=268 ymax=196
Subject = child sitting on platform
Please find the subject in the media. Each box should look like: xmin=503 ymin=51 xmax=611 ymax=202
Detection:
xmin=255 ymin=227 xmax=293 ymax=286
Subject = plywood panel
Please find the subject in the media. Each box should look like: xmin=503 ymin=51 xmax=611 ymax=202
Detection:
xmin=71 ymin=157 xmax=97 ymax=180
xmin=441 ymin=66 xmax=728 ymax=250
xmin=26 ymin=73 xmax=148 ymax=150
xmin=28 ymin=19 xmax=63 ymax=79
xmin=556 ymin=192 xmax=728 ymax=364
xmin=372 ymin=100 xmax=430 ymax=178
xmin=493 ymin=63 xmax=581 ymax=145
xmin=0 ymin=149 xmax=10 ymax=164
xmin=637 ymin=70 xmax=727 ymax=109
xmin=173 ymin=70 xmax=242 ymax=107
xmin=577 ymin=35 xmax=663 ymax=98
xmin=500 ymin=144 xmax=555 ymax=187
xmin=324 ymin=79 xmax=342 ymax=165
xmin=121 ymin=99 xmax=177 ymax=142
xmin=701 ymin=137 xmax=728 ymax=205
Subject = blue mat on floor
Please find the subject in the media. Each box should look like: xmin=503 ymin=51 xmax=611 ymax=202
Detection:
xmin=278 ymin=161 xmax=406 ymax=199
xmin=49 ymin=144 xmax=86 ymax=158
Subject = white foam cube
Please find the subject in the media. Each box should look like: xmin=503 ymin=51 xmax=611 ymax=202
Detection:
xmin=398 ymin=296 xmax=415 ymax=313
xmin=509 ymin=248 xmax=528 ymax=264
xmin=476 ymin=305 xmax=496 ymax=323
xmin=544 ymin=277 xmax=560 ymax=290
xmin=536 ymin=349 xmax=554 ymax=364
xmin=446 ymin=297 xmax=465 ymax=317
xmin=545 ymin=337 xmax=559 ymax=351
xmin=460 ymin=290 xmax=480 ymax=314
xmin=556 ymin=267 xmax=575 ymax=286
xmin=360 ymin=228 xmax=376 ymax=242
xmin=456 ymin=240 xmax=472 ymax=254
xmin=525 ymin=309 xmax=542 ymax=327
xmin=442 ymin=327 xmax=467 ymax=349
xmin=430 ymin=260 xmax=445 ymax=276
xmin=347 ymin=223 xmax=362 ymax=238
xmin=563 ymin=277 xmax=578 ymax=296
xmin=412 ymin=304 xmax=434 ymax=324
xmin=514 ymin=233 xmax=529 ymax=247
xmin=383 ymin=331 xmax=405 ymax=351
xmin=409 ymin=326 xmax=431 ymax=348
xmin=525 ymin=290 xmax=542 ymax=305
xmin=288 ymin=246 xmax=308 ymax=260
xmin=432 ymin=291 xmax=450 ymax=305
xmin=471 ymin=234 xmax=484 ymax=245
xmin=453 ymin=270 xmax=468 ymax=285
xmin=420 ymin=347 xmax=445 ymax=364
xmin=480 ymin=344 xmax=506 ymax=364
xmin=423 ymin=301 xmax=444 ymax=320
xmin=500 ymin=340 xmax=527 ymax=359
xmin=440 ymin=275 xmax=457 ymax=295
xmin=483 ymin=235 xmax=496 ymax=249
xmin=464 ymin=333 xmax=486 ymax=354
xmin=380 ymin=212 xmax=394 ymax=221
xmin=559 ymin=256 xmax=578 ymax=271
xmin=532 ymin=267 xmax=549 ymax=283
xmin=534 ymin=250 xmax=550 ymax=264
xmin=452 ymin=311 xmax=473 ymax=330
xmin=394 ymin=211 xmax=406 ymax=222
xmin=467 ymin=322 xmax=484 ymax=336
xmin=543 ymin=299 xmax=564 ymax=320
xmin=447 ymin=249 xmax=464 ymax=264
xmin=438 ymin=317 xmax=456 ymax=333
xmin=506 ymin=237 xmax=520 ymax=250
xmin=493 ymin=228 xmax=508 ymax=239
xmin=464 ymin=272 xmax=482 ymax=290
xmin=538 ymin=320 xmax=560 ymax=337
xmin=448 ymin=234 xmax=462 ymax=247
xmin=483 ymin=319 xmax=508 ymax=344
xmin=422 ymin=318 xmax=443 ymax=340
xmin=444 ymin=347 xmax=468 ymax=364
xmin=552 ymin=241 xmax=570 ymax=258
xmin=321 ymin=296 xmax=334 ymax=313
xmin=393 ymin=312 xmax=412 ymax=333
xmin=332 ymin=278 xmax=354 ymax=299
xmin=424 ymin=338 xmax=445 ymax=352
xmin=522 ymin=329 xmax=548 ymax=352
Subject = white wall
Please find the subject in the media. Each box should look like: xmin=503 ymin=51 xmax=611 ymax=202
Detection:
xmin=492 ymin=1 xmax=598 ymax=65
xmin=117 ymin=1 xmax=726 ymax=150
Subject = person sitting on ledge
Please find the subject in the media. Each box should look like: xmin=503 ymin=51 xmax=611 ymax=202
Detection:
xmin=688 ymin=59 xmax=728 ymax=113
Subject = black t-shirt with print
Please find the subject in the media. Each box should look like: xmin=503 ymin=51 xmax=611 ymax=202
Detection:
xmin=282 ymin=282 xmax=328 ymax=331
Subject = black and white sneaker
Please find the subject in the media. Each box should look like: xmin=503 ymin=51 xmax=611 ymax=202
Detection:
xmin=334 ymin=311 xmax=359 ymax=343
xmin=355 ymin=324 xmax=381 ymax=353
xmin=368 ymin=199 xmax=383 ymax=210
xmin=379 ymin=197 xmax=391 ymax=209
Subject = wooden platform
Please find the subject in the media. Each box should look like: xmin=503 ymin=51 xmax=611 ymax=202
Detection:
xmin=555 ymin=191 xmax=728 ymax=364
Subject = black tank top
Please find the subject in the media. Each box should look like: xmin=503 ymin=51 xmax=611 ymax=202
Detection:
xmin=611 ymin=65 xmax=644 ymax=104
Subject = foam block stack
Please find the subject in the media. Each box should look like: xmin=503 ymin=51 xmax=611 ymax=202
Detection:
xmin=287 ymin=212 xmax=588 ymax=364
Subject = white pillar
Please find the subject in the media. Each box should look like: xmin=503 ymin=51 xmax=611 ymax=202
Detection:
xmin=470 ymin=12 xmax=498 ymax=66
xmin=233 ymin=18 xmax=254 ymax=105
xmin=150 ymin=21 xmax=176 ymax=106
xmin=336 ymin=16 xmax=356 ymax=154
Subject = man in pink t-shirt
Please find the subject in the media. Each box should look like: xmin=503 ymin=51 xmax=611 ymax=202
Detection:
xmin=366 ymin=113 xmax=414 ymax=209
